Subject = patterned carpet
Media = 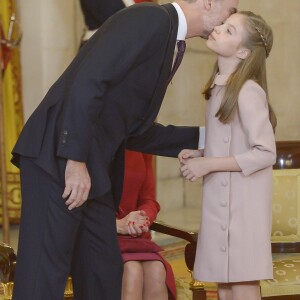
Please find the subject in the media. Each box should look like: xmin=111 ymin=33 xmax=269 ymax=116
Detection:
xmin=161 ymin=241 xmax=218 ymax=300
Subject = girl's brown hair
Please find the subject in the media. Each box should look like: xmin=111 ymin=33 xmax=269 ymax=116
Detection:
xmin=203 ymin=11 xmax=277 ymax=131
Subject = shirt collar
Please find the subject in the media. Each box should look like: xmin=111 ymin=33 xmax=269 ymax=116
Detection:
xmin=210 ymin=73 xmax=231 ymax=88
xmin=172 ymin=2 xmax=187 ymax=41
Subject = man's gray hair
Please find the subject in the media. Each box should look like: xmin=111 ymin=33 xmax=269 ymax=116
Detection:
xmin=183 ymin=0 xmax=222 ymax=3
xmin=182 ymin=0 xmax=198 ymax=3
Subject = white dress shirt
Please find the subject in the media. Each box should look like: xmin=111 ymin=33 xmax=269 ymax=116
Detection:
xmin=171 ymin=2 xmax=187 ymax=40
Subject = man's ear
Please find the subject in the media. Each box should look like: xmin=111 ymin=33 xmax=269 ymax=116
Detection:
xmin=203 ymin=0 xmax=213 ymax=11
xmin=237 ymin=48 xmax=251 ymax=60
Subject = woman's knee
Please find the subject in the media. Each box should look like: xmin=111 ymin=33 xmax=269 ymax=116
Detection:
xmin=123 ymin=261 xmax=143 ymax=285
xmin=143 ymin=261 xmax=166 ymax=280
xmin=142 ymin=261 xmax=167 ymax=294
xmin=122 ymin=262 xmax=143 ymax=299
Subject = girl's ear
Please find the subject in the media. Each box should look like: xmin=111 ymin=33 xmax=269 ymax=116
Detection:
xmin=237 ymin=48 xmax=251 ymax=60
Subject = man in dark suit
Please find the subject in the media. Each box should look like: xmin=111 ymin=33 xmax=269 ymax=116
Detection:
xmin=11 ymin=0 xmax=238 ymax=299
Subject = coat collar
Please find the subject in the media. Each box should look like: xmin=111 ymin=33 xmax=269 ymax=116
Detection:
xmin=210 ymin=73 xmax=231 ymax=88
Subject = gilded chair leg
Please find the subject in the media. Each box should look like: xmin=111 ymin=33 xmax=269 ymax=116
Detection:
xmin=1 ymin=278 xmax=74 ymax=300
xmin=64 ymin=277 xmax=74 ymax=299
xmin=189 ymin=270 xmax=207 ymax=300
xmin=2 ymin=282 xmax=14 ymax=300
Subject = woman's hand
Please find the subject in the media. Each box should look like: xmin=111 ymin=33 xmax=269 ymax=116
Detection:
xmin=180 ymin=157 xmax=212 ymax=182
xmin=116 ymin=210 xmax=150 ymax=236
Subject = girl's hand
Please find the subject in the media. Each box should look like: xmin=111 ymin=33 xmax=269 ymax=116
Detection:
xmin=116 ymin=210 xmax=150 ymax=236
xmin=178 ymin=149 xmax=203 ymax=164
xmin=180 ymin=157 xmax=212 ymax=182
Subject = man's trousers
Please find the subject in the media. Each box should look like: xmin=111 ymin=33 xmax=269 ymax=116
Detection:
xmin=12 ymin=157 xmax=123 ymax=300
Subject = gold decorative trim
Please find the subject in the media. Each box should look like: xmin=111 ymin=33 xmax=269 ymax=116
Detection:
xmin=188 ymin=269 xmax=205 ymax=290
xmin=2 ymin=278 xmax=74 ymax=299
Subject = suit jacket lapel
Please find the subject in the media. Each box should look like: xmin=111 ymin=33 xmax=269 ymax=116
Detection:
xmin=132 ymin=4 xmax=178 ymax=136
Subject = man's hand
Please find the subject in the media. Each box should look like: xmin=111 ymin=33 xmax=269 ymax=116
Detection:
xmin=178 ymin=149 xmax=203 ymax=164
xmin=62 ymin=160 xmax=91 ymax=210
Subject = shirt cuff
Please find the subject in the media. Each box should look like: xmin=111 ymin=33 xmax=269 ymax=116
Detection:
xmin=198 ymin=127 xmax=205 ymax=149
xmin=122 ymin=0 xmax=135 ymax=6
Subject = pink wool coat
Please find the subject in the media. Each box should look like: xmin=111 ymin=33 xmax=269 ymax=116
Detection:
xmin=193 ymin=74 xmax=276 ymax=283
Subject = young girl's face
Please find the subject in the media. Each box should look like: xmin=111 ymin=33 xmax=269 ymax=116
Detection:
xmin=206 ymin=13 xmax=248 ymax=59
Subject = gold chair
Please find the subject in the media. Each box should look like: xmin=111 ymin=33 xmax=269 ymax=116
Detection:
xmin=260 ymin=141 xmax=300 ymax=300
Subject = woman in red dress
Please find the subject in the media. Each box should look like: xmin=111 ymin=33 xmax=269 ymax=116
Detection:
xmin=116 ymin=150 xmax=176 ymax=300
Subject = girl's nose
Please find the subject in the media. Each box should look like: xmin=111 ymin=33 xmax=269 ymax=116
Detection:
xmin=214 ymin=26 xmax=220 ymax=34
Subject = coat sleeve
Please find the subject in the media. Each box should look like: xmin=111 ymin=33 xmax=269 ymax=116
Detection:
xmin=234 ymin=80 xmax=276 ymax=176
xmin=127 ymin=123 xmax=200 ymax=157
xmin=56 ymin=6 xmax=171 ymax=162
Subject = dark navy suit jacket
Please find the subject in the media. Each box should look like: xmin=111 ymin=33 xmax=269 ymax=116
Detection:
xmin=80 ymin=0 xmax=125 ymax=30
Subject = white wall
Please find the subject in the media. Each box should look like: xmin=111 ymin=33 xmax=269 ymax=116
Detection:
xmin=17 ymin=0 xmax=84 ymax=120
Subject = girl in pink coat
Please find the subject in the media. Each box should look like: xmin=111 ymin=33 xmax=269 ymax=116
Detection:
xmin=179 ymin=11 xmax=276 ymax=300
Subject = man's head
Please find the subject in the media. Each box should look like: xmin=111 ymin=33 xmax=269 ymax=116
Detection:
xmin=177 ymin=0 xmax=239 ymax=39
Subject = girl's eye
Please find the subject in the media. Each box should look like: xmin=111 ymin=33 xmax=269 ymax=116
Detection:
xmin=227 ymin=29 xmax=232 ymax=34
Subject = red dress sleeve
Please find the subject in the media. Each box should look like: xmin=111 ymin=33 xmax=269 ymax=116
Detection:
xmin=137 ymin=153 xmax=160 ymax=225
xmin=117 ymin=151 xmax=160 ymax=239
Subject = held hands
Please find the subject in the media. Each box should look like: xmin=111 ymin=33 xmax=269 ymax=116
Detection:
xmin=178 ymin=149 xmax=211 ymax=182
xmin=117 ymin=210 xmax=150 ymax=237
xmin=178 ymin=149 xmax=203 ymax=164
xmin=62 ymin=160 xmax=91 ymax=210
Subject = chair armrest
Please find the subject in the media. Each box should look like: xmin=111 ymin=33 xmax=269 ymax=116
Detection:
xmin=0 ymin=242 xmax=17 ymax=283
xmin=150 ymin=221 xmax=198 ymax=270
xmin=272 ymin=241 xmax=300 ymax=253
xmin=151 ymin=221 xmax=198 ymax=244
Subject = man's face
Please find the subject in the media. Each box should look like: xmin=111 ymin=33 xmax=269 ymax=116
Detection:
xmin=201 ymin=0 xmax=239 ymax=39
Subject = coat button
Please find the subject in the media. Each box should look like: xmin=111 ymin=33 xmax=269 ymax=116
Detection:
xmin=220 ymin=246 xmax=227 ymax=252
xmin=220 ymin=201 xmax=228 ymax=207
xmin=221 ymin=180 xmax=228 ymax=187
xmin=221 ymin=225 xmax=227 ymax=231
xmin=223 ymin=136 xmax=230 ymax=143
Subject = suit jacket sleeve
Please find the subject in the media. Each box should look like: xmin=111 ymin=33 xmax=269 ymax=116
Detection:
xmin=56 ymin=5 xmax=171 ymax=162
xmin=127 ymin=123 xmax=200 ymax=157
xmin=234 ymin=80 xmax=276 ymax=176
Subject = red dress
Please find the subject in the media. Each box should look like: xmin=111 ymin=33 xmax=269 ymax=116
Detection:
xmin=116 ymin=150 xmax=176 ymax=300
